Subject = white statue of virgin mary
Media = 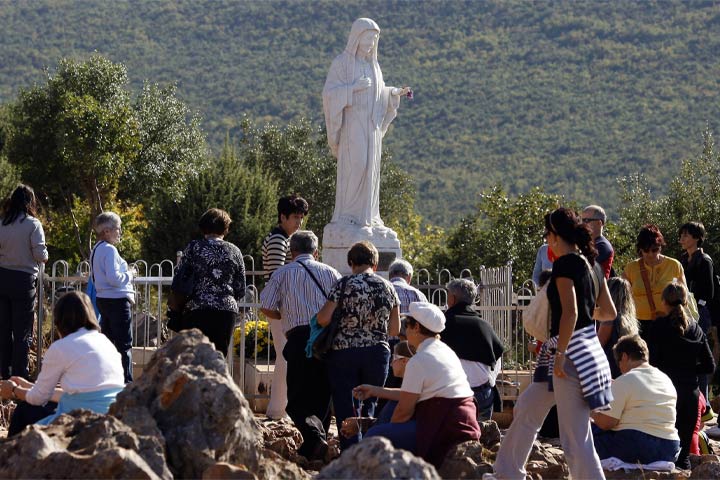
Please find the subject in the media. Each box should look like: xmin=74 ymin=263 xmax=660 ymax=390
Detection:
xmin=322 ymin=18 xmax=411 ymax=229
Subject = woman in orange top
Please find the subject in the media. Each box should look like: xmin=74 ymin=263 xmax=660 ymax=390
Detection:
xmin=622 ymin=224 xmax=686 ymax=343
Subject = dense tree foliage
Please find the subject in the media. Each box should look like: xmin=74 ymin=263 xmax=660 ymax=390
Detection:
xmin=433 ymin=186 xmax=563 ymax=283
xmin=143 ymin=142 xmax=278 ymax=264
xmin=1 ymin=1 xmax=718 ymax=225
xmin=4 ymin=55 xmax=206 ymax=258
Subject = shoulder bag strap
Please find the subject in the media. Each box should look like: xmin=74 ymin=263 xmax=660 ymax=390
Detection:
xmin=90 ymin=240 xmax=106 ymax=284
xmin=297 ymin=261 xmax=329 ymax=299
xmin=638 ymin=260 xmax=657 ymax=320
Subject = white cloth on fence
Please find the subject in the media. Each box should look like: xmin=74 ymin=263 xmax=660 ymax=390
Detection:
xmin=600 ymin=457 xmax=675 ymax=472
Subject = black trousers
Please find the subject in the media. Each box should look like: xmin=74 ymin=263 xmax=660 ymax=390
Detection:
xmin=0 ymin=267 xmax=36 ymax=380
xmin=675 ymin=385 xmax=699 ymax=469
xmin=283 ymin=325 xmax=332 ymax=457
xmin=8 ymin=401 xmax=57 ymax=436
xmin=184 ymin=309 xmax=236 ymax=357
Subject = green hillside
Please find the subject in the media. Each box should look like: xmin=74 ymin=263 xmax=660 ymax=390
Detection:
xmin=1 ymin=0 xmax=719 ymax=225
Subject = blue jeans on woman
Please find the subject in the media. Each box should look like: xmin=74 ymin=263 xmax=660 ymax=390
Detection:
xmin=326 ymin=343 xmax=389 ymax=450
xmin=592 ymin=426 xmax=680 ymax=464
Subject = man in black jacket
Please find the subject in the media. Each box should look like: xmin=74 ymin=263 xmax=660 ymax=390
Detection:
xmin=440 ymin=279 xmax=505 ymax=420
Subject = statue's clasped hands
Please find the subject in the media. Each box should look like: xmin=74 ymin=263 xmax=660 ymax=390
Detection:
xmin=391 ymin=86 xmax=412 ymax=97
xmin=353 ymin=76 xmax=372 ymax=92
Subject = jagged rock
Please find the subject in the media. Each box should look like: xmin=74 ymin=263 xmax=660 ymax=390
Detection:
xmin=479 ymin=420 xmax=501 ymax=449
xmin=254 ymin=417 xmax=303 ymax=460
xmin=316 ymin=436 xmax=440 ymax=479
xmin=134 ymin=312 xmax=169 ymax=347
xmin=0 ymin=399 xmax=16 ymax=431
xmin=0 ymin=410 xmax=169 ymax=479
xmin=203 ymin=462 xmax=257 ymax=479
xmin=690 ymin=460 xmax=720 ymax=479
xmin=689 ymin=453 xmax=720 ymax=469
xmin=110 ymin=329 xmax=259 ymax=479
xmin=437 ymin=440 xmax=494 ymax=479
xmin=256 ymin=449 xmax=313 ymax=480
xmin=525 ymin=440 xmax=568 ymax=479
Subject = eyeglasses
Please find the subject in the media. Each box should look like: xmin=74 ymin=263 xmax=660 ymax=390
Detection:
xmin=582 ymin=218 xmax=602 ymax=224
xmin=642 ymin=247 xmax=660 ymax=253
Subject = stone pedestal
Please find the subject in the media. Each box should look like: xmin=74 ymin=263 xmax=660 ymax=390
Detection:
xmin=322 ymin=222 xmax=402 ymax=275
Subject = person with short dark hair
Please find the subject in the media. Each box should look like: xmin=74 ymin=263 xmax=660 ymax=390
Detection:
xmin=622 ymin=224 xmax=686 ymax=343
xmin=647 ymin=282 xmax=715 ymax=469
xmin=678 ymin=221 xmax=715 ymax=419
xmin=316 ymin=240 xmax=400 ymax=451
xmin=0 ymin=292 xmax=124 ymax=436
xmin=354 ymin=302 xmax=480 ymax=467
xmin=179 ymin=209 xmax=246 ymax=357
xmin=91 ymin=211 xmax=135 ymax=383
xmin=591 ymin=334 xmax=681 ymax=464
xmin=260 ymin=230 xmax=340 ymax=460
xmin=262 ymin=194 xmax=309 ymax=419
xmin=0 ymin=185 xmax=49 ymax=380
xmin=441 ymin=279 xmax=505 ymax=420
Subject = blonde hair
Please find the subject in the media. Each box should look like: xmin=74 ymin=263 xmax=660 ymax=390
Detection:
xmin=607 ymin=277 xmax=639 ymax=337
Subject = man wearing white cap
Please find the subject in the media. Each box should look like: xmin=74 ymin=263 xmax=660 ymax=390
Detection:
xmin=353 ymin=301 xmax=480 ymax=467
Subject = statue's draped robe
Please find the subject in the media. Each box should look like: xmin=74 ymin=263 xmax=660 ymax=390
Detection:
xmin=323 ymin=18 xmax=401 ymax=227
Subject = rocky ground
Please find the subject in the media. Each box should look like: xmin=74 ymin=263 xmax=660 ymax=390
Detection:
xmin=1 ymin=330 xmax=720 ymax=479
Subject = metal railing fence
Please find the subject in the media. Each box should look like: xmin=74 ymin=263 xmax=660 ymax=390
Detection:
xmin=34 ymin=258 xmax=539 ymax=405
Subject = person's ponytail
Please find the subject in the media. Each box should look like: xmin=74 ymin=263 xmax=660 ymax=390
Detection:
xmin=575 ymin=223 xmax=598 ymax=265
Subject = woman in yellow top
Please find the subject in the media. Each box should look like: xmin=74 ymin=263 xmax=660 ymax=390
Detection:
xmin=623 ymin=224 xmax=686 ymax=343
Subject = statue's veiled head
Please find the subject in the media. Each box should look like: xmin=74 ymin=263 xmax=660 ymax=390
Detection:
xmin=345 ymin=18 xmax=380 ymax=58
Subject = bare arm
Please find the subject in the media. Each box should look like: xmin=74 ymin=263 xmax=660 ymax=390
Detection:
xmin=591 ymin=411 xmax=620 ymax=430
xmin=316 ymin=300 xmax=338 ymax=327
xmin=594 ymin=276 xmax=617 ymax=321
xmin=260 ymin=308 xmax=281 ymax=320
xmin=391 ymin=391 xmax=421 ymax=423
xmin=554 ymin=277 xmax=576 ymax=378
xmin=353 ymin=384 xmax=402 ymax=402
xmin=388 ymin=305 xmax=400 ymax=336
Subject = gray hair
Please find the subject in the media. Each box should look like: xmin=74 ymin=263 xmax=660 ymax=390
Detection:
xmin=446 ymin=278 xmax=477 ymax=305
xmin=389 ymin=259 xmax=413 ymax=279
xmin=94 ymin=211 xmax=121 ymax=234
xmin=583 ymin=205 xmax=607 ymax=224
xmin=289 ymin=230 xmax=318 ymax=255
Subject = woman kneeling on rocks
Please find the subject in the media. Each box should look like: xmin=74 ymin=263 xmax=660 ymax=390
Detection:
xmin=0 ymin=292 xmax=125 ymax=436
xmin=352 ymin=302 xmax=480 ymax=467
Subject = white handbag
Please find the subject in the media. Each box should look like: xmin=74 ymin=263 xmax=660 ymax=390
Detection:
xmin=523 ymin=283 xmax=551 ymax=342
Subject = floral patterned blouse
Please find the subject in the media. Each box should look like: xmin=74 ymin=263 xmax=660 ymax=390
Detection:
xmin=328 ymin=272 xmax=399 ymax=350
xmin=183 ymin=238 xmax=246 ymax=314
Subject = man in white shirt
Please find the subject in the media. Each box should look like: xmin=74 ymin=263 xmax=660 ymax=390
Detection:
xmin=591 ymin=335 xmax=681 ymax=464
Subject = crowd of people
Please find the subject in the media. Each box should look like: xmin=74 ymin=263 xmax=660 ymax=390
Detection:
xmin=0 ymin=184 xmax=718 ymax=475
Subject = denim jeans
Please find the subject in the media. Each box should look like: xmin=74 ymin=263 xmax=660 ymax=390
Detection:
xmin=593 ymin=426 xmax=680 ymax=464
xmin=326 ymin=343 xmax=390 ymax=450
xmin=366 ymin=419 xmax=417 ymax=453
xmin=472 ymin=383 xmax=495 ymax=421
xmin=96 ymin=297 xmax=133 ymax=383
